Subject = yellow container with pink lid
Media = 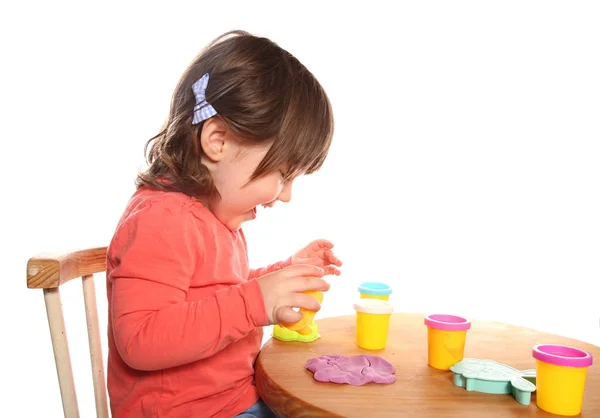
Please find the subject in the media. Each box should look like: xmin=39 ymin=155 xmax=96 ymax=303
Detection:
xmin=532 ymin=343 xmax=594 ymax=416
xmin=424 ymin=313 xmax=471 ymax=370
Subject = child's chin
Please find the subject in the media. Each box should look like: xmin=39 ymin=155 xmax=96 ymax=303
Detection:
xmin=226 ymin=212 xmax=256 ymax=231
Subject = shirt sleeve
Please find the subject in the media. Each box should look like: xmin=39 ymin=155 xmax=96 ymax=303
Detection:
xmin=108 ymin=200 xmax=269 ymax=371
xmin=248 ymin=257 xmax=292 ymax=280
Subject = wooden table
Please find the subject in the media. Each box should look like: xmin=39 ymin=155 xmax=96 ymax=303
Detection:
xmin=256 ymin=313 xmax=599 ymax=417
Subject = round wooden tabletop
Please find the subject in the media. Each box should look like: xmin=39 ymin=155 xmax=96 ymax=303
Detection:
xmin=255 ymin=313 xmax=600 ymax=417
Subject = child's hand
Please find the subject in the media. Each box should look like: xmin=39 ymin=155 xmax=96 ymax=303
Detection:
xmin=257 ymin=264 xmax=330 ymax=324
xmin=291 ymin=239 xmax=342 ymax=276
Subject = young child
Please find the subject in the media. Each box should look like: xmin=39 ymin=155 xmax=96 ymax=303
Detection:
xmin=105 ymin=30 xmax=342 ymax=418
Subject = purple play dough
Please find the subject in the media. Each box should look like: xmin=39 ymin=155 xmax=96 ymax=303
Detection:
xmin=305 ymin=354 xmax=396 ymax=386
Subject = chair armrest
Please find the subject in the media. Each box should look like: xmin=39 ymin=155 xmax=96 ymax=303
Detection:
xmin=27 ymin=247 xmax=108 ymax=289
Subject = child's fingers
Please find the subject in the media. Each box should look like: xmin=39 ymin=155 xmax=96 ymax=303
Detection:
xmin=323 ymin=266 xmax=342 ymax=276
xmin=312 ymin=239 xmax=334 ymax=249
xmin=281 ymin=263 xmax=324 ymax=278
xmin=287 ymin=275 xmax=331 ymax=293
xmin=297 ymin=251 xmax=341 ymax=267
xmin=275 ymin=292 xmax=323 ymax=323
xmin=275 ymin=306 xmax=303 ymax=324
xmin=294 ymin=257 xmax=323 ymax=267
xmin=325 ymin=249 xmax=343 ymax=266
xmin=290 ymin=292 xmax=323 ymax=312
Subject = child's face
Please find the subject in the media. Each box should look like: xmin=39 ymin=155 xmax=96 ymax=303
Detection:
xmin=206 ymin=136 xmax=295 ymax=231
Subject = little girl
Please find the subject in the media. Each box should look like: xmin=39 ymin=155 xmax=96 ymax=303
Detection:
xmin=105 ymin=30 xmax=342 ymax=418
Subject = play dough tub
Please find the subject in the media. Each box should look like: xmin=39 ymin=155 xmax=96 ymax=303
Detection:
xmin=533 ymin=344 xmax=593 ymax=416
xmin=358 ymin=282 xmax=392 ymax=300
xmin=279 ymin=291 xmax=323 ymax=335
xmin=424 ymin=314 xmax=471 ymax=370
xmin=354 ymin=299 xmax=394 ymax=350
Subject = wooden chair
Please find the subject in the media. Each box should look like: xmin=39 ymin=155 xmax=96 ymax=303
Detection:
xmin=27 ymin=247 xmax=110 ymax=418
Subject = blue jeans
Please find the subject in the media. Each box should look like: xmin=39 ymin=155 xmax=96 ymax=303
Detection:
xmin=234 ymin=398 xmax=278 ymax=418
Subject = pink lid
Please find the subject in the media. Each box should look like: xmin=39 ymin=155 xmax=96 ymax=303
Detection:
xmin=532 ymin=344 xmax=593 ymax=368
xmin=424 ymin=314 xmax=471 ymax=331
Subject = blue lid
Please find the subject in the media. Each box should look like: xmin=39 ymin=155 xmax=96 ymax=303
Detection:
xmin=358 ymin=282 xmax=392 ymax=296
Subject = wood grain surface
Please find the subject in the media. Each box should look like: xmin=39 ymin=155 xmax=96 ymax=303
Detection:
xmin=256 ymin=313 xmax=599 ymax=417
xmin=27 ymin=247 xmax=107 ymax=289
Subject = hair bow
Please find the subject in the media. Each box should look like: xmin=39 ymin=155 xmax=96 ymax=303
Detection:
xmin=191 ymin=73 xmax=217 ymax=124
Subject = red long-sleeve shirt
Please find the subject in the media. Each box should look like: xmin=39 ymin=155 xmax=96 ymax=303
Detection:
xmin=105 ymin=187 xmax=289 ymax=417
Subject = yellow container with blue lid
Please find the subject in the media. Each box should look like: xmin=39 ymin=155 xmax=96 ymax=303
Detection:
xmin=358 ymin=282 xmax=392 ymax=301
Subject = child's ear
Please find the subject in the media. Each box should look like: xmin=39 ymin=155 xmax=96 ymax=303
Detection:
xmin=200 ymin=117 xmax=227 ymax=162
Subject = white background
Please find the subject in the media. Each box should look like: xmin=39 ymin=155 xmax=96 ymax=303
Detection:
xmin=2 ymin=1 xmax=599 ymax=416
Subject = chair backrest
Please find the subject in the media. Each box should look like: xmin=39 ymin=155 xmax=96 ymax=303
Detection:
xmin=27 ymin=247 xmax=109 ymax=418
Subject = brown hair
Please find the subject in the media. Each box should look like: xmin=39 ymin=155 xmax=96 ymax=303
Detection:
xmin=136 ymin=30 xmax=334 ymax=202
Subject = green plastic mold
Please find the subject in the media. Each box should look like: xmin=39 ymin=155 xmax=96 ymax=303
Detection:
xmin=450 ymin=358 xmax=537 ymax=405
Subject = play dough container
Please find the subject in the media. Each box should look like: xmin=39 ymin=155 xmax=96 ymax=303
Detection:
xmin=424 ymin=314 xmax=471 ymax=370
xmin=358 ymin=282 xmax=392 ymax=300
xmin=532 ymin=344 xmax=593 ymax=416
xmin=279 ymin=291 xmax=323 ymax=335
xmin=353 ymin=299 xmax=394 ymax=350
